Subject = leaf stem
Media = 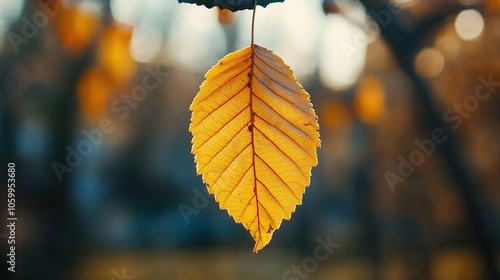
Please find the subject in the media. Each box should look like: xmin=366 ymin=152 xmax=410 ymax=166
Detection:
xmin=251 ymin=0 xmax=257 ymax=47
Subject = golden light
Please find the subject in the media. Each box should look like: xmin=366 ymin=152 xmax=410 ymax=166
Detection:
xmin=414 ymin=48 xmax=445 ymax=78
xmin=487 ymin=0 xmax=500 ymax=14
xmin=56 ymin=5 xmax=100 ymax=55
xmin=454 ymin=9 xmax=484 ymax=41
xmin=320 ymin=100 xmax=352 ymax=129
xmin=97 ymin=23 xmax=137 ymax=88
xmin=434 ymin=26 xmax=461 ymax=59
xmin=432 ymin=249 xmax=484 ymax=280
xmin=354 ymin=75 xmax=386 ymax=125
xmin=77 ymin=68 xmax=112 ymax=123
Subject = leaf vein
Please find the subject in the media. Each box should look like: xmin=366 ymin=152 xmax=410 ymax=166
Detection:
xmin=254 ymin=114 xmax=315 ymax=162
xmin=196 ymin=65 xmax=251 ymax=105
xmin=193 ymin=84 xmax=248 ymax=128
xmin=209 ymin=138 xmax=252 ymax=188
xmin=200 ymin=125 xmax=250 ymax=173
xmin=237 ymin=194 xmax=257 ymax=223
xmin=253 ymin=125 xmax=307 ymax=179
xmin=256 ymin=178 xmax=286 ymax=214
xmin=220 ymin=148 xmax=253 ymax=208
xmin=195 ymin=105 xmax=250 ymax=150
xmin=252 ymin=94 xmax=314 ymax=140
xmin=254 ymin=74 xmax=312 ymax=117
xmin=255 ymin=154 xmax=300 ymax=201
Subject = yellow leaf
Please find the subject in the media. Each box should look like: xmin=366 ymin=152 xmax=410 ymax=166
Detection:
xmin=190 ymin=45 xmax=320 ymax=253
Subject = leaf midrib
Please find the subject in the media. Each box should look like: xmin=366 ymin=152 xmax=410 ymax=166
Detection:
xmin=248 ymin=44 xmax=262 ymax=252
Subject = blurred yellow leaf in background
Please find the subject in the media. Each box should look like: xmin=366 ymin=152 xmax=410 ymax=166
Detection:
xmin=98 ymin=23 xmax=136 ymax=88
xmin=354 ymin=75 xmax=386 ymax=125
xmin=190 ymin=45 xmax=320 ymax=252
xmin=217 ymin=7 xmax=235 ymax=27
xmin=77 ymin=68 xmax=112 ymax=123
xmin=56 ymin=5 xmax=99 ymax=55
xmin=321 ymin=100 xmax=352 ymax=129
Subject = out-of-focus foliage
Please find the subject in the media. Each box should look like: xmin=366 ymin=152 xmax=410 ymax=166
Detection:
xmin=354 ymin=75 xmax=386 ymax=125
xmin=56 ymin=4 xmax=99 ymax=55
xmin=77 ymin=67 xmax=112 ymax=122
xmin=97 ymin=23 xmax=136 ymax=88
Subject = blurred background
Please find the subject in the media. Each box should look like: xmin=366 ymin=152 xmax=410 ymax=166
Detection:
xmin=0 ymin=0 xmax=499 ymax=279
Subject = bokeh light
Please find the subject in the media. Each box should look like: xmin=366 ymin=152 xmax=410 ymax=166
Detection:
xmin=235 ymin=0 xmax=324 ymax=83
xmin=111 ymin=0 xmax=142 ymax=26
xmin=130 ymin=25 xmax=162 ymax=63
xmin=97 ymin=23 xmax=137 ymax=87
xmin=454 ymin=9 xmax=484 ymax=41
xmin=319 ymin=14 xmax=367 ymax=91
xmin=56 ymin=4 xmax=100 ymax=55
xmin=434 ymin=25 xmax=461 ymax=60
xmin=0 ymin=0 xmax=23 ymax=36
xmin=354 ymin=75 xmax=386 ymax=125
xmin=77 ymin=68 xmax=112 ymax=123
xmin=414 ymin=47 xmax=445 ymax=78
xmin=167 ymin=5 xmax=226 ymax=72
xmin=320 ymin=100 xmax=352 ymax=129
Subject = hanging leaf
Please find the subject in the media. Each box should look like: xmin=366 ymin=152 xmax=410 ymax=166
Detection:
xmin=178 ymin=0 xmax=284 ymax=11
xmin=190 ymin=45 xmax=320 ymax=252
